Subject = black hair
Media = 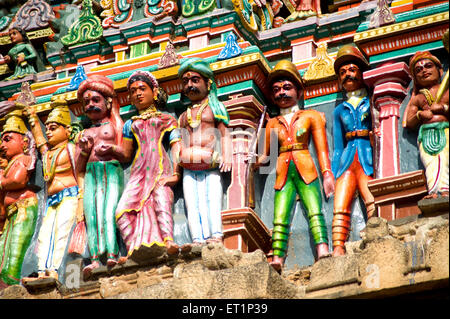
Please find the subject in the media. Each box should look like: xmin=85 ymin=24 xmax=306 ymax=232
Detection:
xmin=9 ymin=26 xmax=29 ymax=43
xmin=127 ymin=74 xmax=155 ymax=90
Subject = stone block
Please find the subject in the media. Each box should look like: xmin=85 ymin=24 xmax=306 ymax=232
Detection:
xmin=307 ymin=255 xmax=360 ymax=292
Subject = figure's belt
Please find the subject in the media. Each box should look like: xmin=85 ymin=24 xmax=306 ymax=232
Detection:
xmin=345 ymin=129 xmax=369 ymax=140
xmin=279 ymin=143 xmax=307 ymax=153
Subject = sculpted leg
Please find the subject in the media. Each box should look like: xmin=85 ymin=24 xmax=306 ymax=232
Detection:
xmin=332 ymin=171 xmax=356 ymax=256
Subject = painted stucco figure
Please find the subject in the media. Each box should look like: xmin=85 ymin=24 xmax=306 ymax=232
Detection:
xmin=76 ymin=75 xmax=125 ymax=275
xmin=0 ymin=27 xmax=39 ymax=81
xmin=0 ymin=111 xmax=38 ymax=288
xmin=282 ymin=0 xmax=322 ymax=22
xmin=253 ymin=60 xmax=334 ymax=271
xmin=177 ymin=58 xmax=232 ymax=246
xmin=331 ymin=45 xmax=375 ymax=257
xmin=403 ymin=51 xmax=449 ymax=198
xmin=114 ymin=70 xmax=182 ymax=259
xmin=24 ymin=101 xmax=79 ymax=281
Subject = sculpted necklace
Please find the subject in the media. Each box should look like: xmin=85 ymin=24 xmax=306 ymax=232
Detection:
xmin=131 ymin=105 xmax=160 ymax=121
xmin=43 ymin=142 xmax=67 ymax=182
xmin=187 ymin=99 xmax=208 ymax=128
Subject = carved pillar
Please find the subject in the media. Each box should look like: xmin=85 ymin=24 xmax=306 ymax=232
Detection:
xmin=364 ymin=61 xmax=411 ymax=178
xmin=364 ymin=62 xmax=428 ymax=221
xmin=221 ymin=94 xmax=271 ymax=254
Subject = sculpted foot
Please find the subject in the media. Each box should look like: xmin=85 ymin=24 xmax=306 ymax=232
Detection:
xmin=83 ymin=260 xmax=100 ymax=276
xmin=332 ymin=246 xmax=346 ymax=257
xmin=316 ymin=243 xmax=331 ymax=260
xmin=165 ymin=241 xmax=180 ymax=255
xmin=270 ymin=256 xmax=284 ymax=273
xmin=180 ymin=244 xmax=192 ymax=253
xmin=107 ymin=258 xmax=118 ymax=268
xmin=118 ymin=256 xmax=128 ymax=264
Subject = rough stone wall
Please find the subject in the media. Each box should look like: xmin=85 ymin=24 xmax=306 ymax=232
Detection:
xmin=0 ymin=215 xmax=448 ymax=299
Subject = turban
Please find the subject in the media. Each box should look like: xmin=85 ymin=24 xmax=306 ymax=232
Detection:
xmin=409 ymin=51 xmax=442 ymax=75
xmin=178 ymin=58 xmax=229 ymax=125
xmin=77 ymin=75 xmax=115 ymax=102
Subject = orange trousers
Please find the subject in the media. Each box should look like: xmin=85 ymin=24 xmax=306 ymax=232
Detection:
xmin=332 ymin=152 xmax=374 ymax=249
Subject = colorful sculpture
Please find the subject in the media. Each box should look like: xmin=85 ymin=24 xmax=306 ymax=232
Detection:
xmin=177 ymin=58 xmax=232 ymax=246
xmin=114 ymin=70 xmax=182 ymax=259
xmin=403 ymin=51 xmax=449 ymax=198
xmin=282 ymin=0 xmax=322 ymax=22
xmin=331 ymin=45 xmax=375 ymax=257
xmin=76 ymin=75 xmax=125 ymax=274
xmin=0 ymin=27 xmax=39 ymax=81
xmin=253 ymin=60 xmax=334 ymax=271
xmin=24 ymin=101 xmax=79 ymax=281
xmin=0 ymin=111 xmax=38 ymax=287
xmin=109 ymin=0 xmax=178 ymax=26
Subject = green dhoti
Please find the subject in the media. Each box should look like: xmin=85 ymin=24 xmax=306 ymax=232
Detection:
xmin=84 ymin=160 xmax=123 ymax=261
xmin=0 ymin=197 xmax=38 ymax=285
xmin=273 ymin=161 xmax=328 ymax=258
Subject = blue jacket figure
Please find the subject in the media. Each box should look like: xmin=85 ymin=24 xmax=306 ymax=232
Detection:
xmin=331 ymin=45 xmax=376 ymax=257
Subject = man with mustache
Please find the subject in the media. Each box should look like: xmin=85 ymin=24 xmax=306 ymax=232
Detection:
xmin=254 ymin=60 xmax=334 ymax=271
xmin=76 ymin=75 xmax=125 ymax=275
xmin=403 ymin=51 xmax=448 ymax=198
xmin=177 ymin=58 xmax=231 ymax=247
xmin=331 ymin=45 xmax=375 ymax=257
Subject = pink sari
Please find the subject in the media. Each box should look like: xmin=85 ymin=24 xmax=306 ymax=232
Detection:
xmin=115 ymin=113 xmax=177 ymax=255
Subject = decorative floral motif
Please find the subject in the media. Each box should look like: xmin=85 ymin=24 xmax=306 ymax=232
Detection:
xmin=61 ymin=0 xmax=103 ymax=46
xmin=11 ymin=0 xmax=55 ymax=31
xmin=217 ymin=33 xmax=242 ymax=60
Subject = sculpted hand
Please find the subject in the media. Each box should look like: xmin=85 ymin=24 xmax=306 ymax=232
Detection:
xmin=94 ymin=143 xmax=114 ymax=156
xmin=79 ymin=135 xmax=94 ymax=154
xmin=322 ymin=171 xmax=335 ymax=199
xmin=219 ymin=158 xmax=232 ymax=173
xmin=430 ymin=102 xmax=448 ymax=114
xmin=157 ymin=175 xmax=179 ymax=188
xmin=419 ymin=109 xmax=434 ymax=121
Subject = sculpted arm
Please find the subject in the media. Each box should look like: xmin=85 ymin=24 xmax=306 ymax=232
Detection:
xmin=254 ymin=119 xmax=274 ymax=169
xmin=218 ymin=121 xmax=232 ymax=172
xmin=0 ymin=160 xmax=29 ymax=191
xmin=310 ymin=112 xmax=335 ymax=198
xmin=25 ymin=106 xmax=48 ymax=155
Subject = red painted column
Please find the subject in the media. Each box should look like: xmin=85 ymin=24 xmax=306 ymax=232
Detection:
xmin=364 ymin=61 xmax=411 ymax=178
xmin=221 ymin=94 xmax=272 ymax=254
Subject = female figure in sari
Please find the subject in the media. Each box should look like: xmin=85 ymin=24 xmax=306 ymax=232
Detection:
xmin=114 ymin=71 xmax=181 ymax=260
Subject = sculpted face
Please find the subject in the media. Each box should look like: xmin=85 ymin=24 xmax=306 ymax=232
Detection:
xmin=271 ymin=79 xmax=301 ymax=109
xmin=414 ymin=58 xmax=442 ymax=89
xmin=338 ymin=63 xmax=364 ymax=92
xmin=82 ymin=90 xmax=109 ymax=121
xmin=0 ymin=132 xmax=26 ymax=160
xmin=45 ymin=122 xmax=69 ymax=147
xmin=9 ymin=28 xmax=24 ymax=44
xmin=181 ymin=71 xmax=209 ymax=104
xmin=129 ymin=80 xmax=154 ymax=111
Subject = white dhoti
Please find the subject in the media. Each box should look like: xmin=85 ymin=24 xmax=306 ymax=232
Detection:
xmin=182 ymin=169 xmax=223 ymax=243
xmin=418 ymin=126 xmax=449 ymax=195
xmin=37 ymin=186 xmax=78 ymax=273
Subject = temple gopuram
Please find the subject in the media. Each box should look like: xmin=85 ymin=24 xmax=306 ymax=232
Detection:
xmin=0 ymin=0 xmax=448 ymax=300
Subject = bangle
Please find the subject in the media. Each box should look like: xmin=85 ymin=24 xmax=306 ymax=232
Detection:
xmin=173 ymin=172 xmax=181 ymax=177
xmin=77 ymin=193 xmax=83 ymax=199
xmin=416 ymin=111 xmax=422 ymax=121
xmin=322 ymin=169 xmax=332 ymax=175
xmin=80 ymin=151 xmax=89 ymax=157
